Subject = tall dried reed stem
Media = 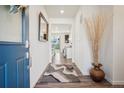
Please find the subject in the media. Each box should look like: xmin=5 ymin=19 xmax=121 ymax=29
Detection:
xmin=84 ymin=15 xmax=107 ymax=65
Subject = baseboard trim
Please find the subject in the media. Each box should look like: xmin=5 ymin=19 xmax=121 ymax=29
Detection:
xmin=105 ymin=76 xmax=124 ymax=85
xmin=112 ymin=81 xmax=124 ymax=85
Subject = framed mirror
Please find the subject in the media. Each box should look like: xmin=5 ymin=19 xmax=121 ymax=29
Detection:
xmin=39 ymin=12 xmax=49 ymax=41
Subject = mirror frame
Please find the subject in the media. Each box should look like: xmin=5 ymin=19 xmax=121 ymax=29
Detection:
xmin=38 ymin=12 xmax=49 ymax=41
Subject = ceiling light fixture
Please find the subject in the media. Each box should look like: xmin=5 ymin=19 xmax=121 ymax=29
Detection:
xmin=60 ymin=10 xmax=64 ymax=14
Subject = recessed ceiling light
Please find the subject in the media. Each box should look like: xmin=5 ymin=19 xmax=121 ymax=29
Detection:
xmin=60 ymin=10 xmax=64 ymax=14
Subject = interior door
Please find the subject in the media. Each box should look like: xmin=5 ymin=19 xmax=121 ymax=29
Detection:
xmin=0 ymin=6 xmax=30 ymax=88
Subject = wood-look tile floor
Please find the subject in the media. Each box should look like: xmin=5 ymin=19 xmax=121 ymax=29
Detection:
xmin=35 ymin=51 xmax=124 ymax=88
xmin=35 ymin=75 xmax=124 ymax=88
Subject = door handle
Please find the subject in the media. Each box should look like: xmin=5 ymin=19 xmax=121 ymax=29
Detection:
xmin=25 ymin=40 xmax=30 ymax=48
xmin=28 ymin=56 xmax=32 ymax=69
xmin=27 ymin=56 xmax=32 ymax=69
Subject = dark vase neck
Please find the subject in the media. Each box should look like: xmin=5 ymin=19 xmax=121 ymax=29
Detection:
xmin=94 ymin=66 xmax=100 ymax=70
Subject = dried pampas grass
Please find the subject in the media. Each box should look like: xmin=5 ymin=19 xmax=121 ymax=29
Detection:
xmin=84 ymin=15 xmax=107 ymax=65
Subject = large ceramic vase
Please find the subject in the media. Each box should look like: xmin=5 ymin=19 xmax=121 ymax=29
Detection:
xmin=90 ymin=63 xmax=105 ymax=82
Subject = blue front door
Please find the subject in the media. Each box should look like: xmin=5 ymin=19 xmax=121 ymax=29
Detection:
xmin=0 ymin=6 xmax=30 ymax=88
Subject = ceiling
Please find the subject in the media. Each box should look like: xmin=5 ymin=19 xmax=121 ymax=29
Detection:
xmin=45 ymin=5 xmax=79 ymax=18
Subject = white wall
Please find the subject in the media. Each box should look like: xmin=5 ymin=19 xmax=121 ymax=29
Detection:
xmin=29 ymin=5 xmax=49 ymax=87
xmin=99 ymin=6 xmax=113 ymax=83
xmin=113 ymin=6 xmax=124 ymax=85
xmin=0 ymin=6 xmax=22 ymax=42
xmin=73 ymin=8 xmax=82 ymax=73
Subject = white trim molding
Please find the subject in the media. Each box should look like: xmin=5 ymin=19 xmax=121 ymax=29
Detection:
xmin=112 ymin=81 xmax=124 ymax=85
xmin=105 ymin=76 xmax=124 ymax=85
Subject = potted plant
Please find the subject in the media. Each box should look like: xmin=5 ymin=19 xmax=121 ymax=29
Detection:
xmin=84 ymin=15 xmax=107 ymax=82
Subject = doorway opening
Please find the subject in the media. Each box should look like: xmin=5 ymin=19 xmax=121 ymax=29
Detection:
xmin=51 ymin=24 xmax=72 ymax=65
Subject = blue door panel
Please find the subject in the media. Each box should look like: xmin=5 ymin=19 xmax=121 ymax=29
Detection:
xmin=24 ymin=59 xmax=30 ymax=88
xmin=17 ymin=57 xmax=25 ymax=88
xmin=0 ymin=64 xmax=7 ymax=88
xmin=0 ymin=65 xmax=5 ymax=88
xmin=0 ymin=7 xmax=29 ymax=88
xmin=0 ymin=44 xmax=27 ymax=87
